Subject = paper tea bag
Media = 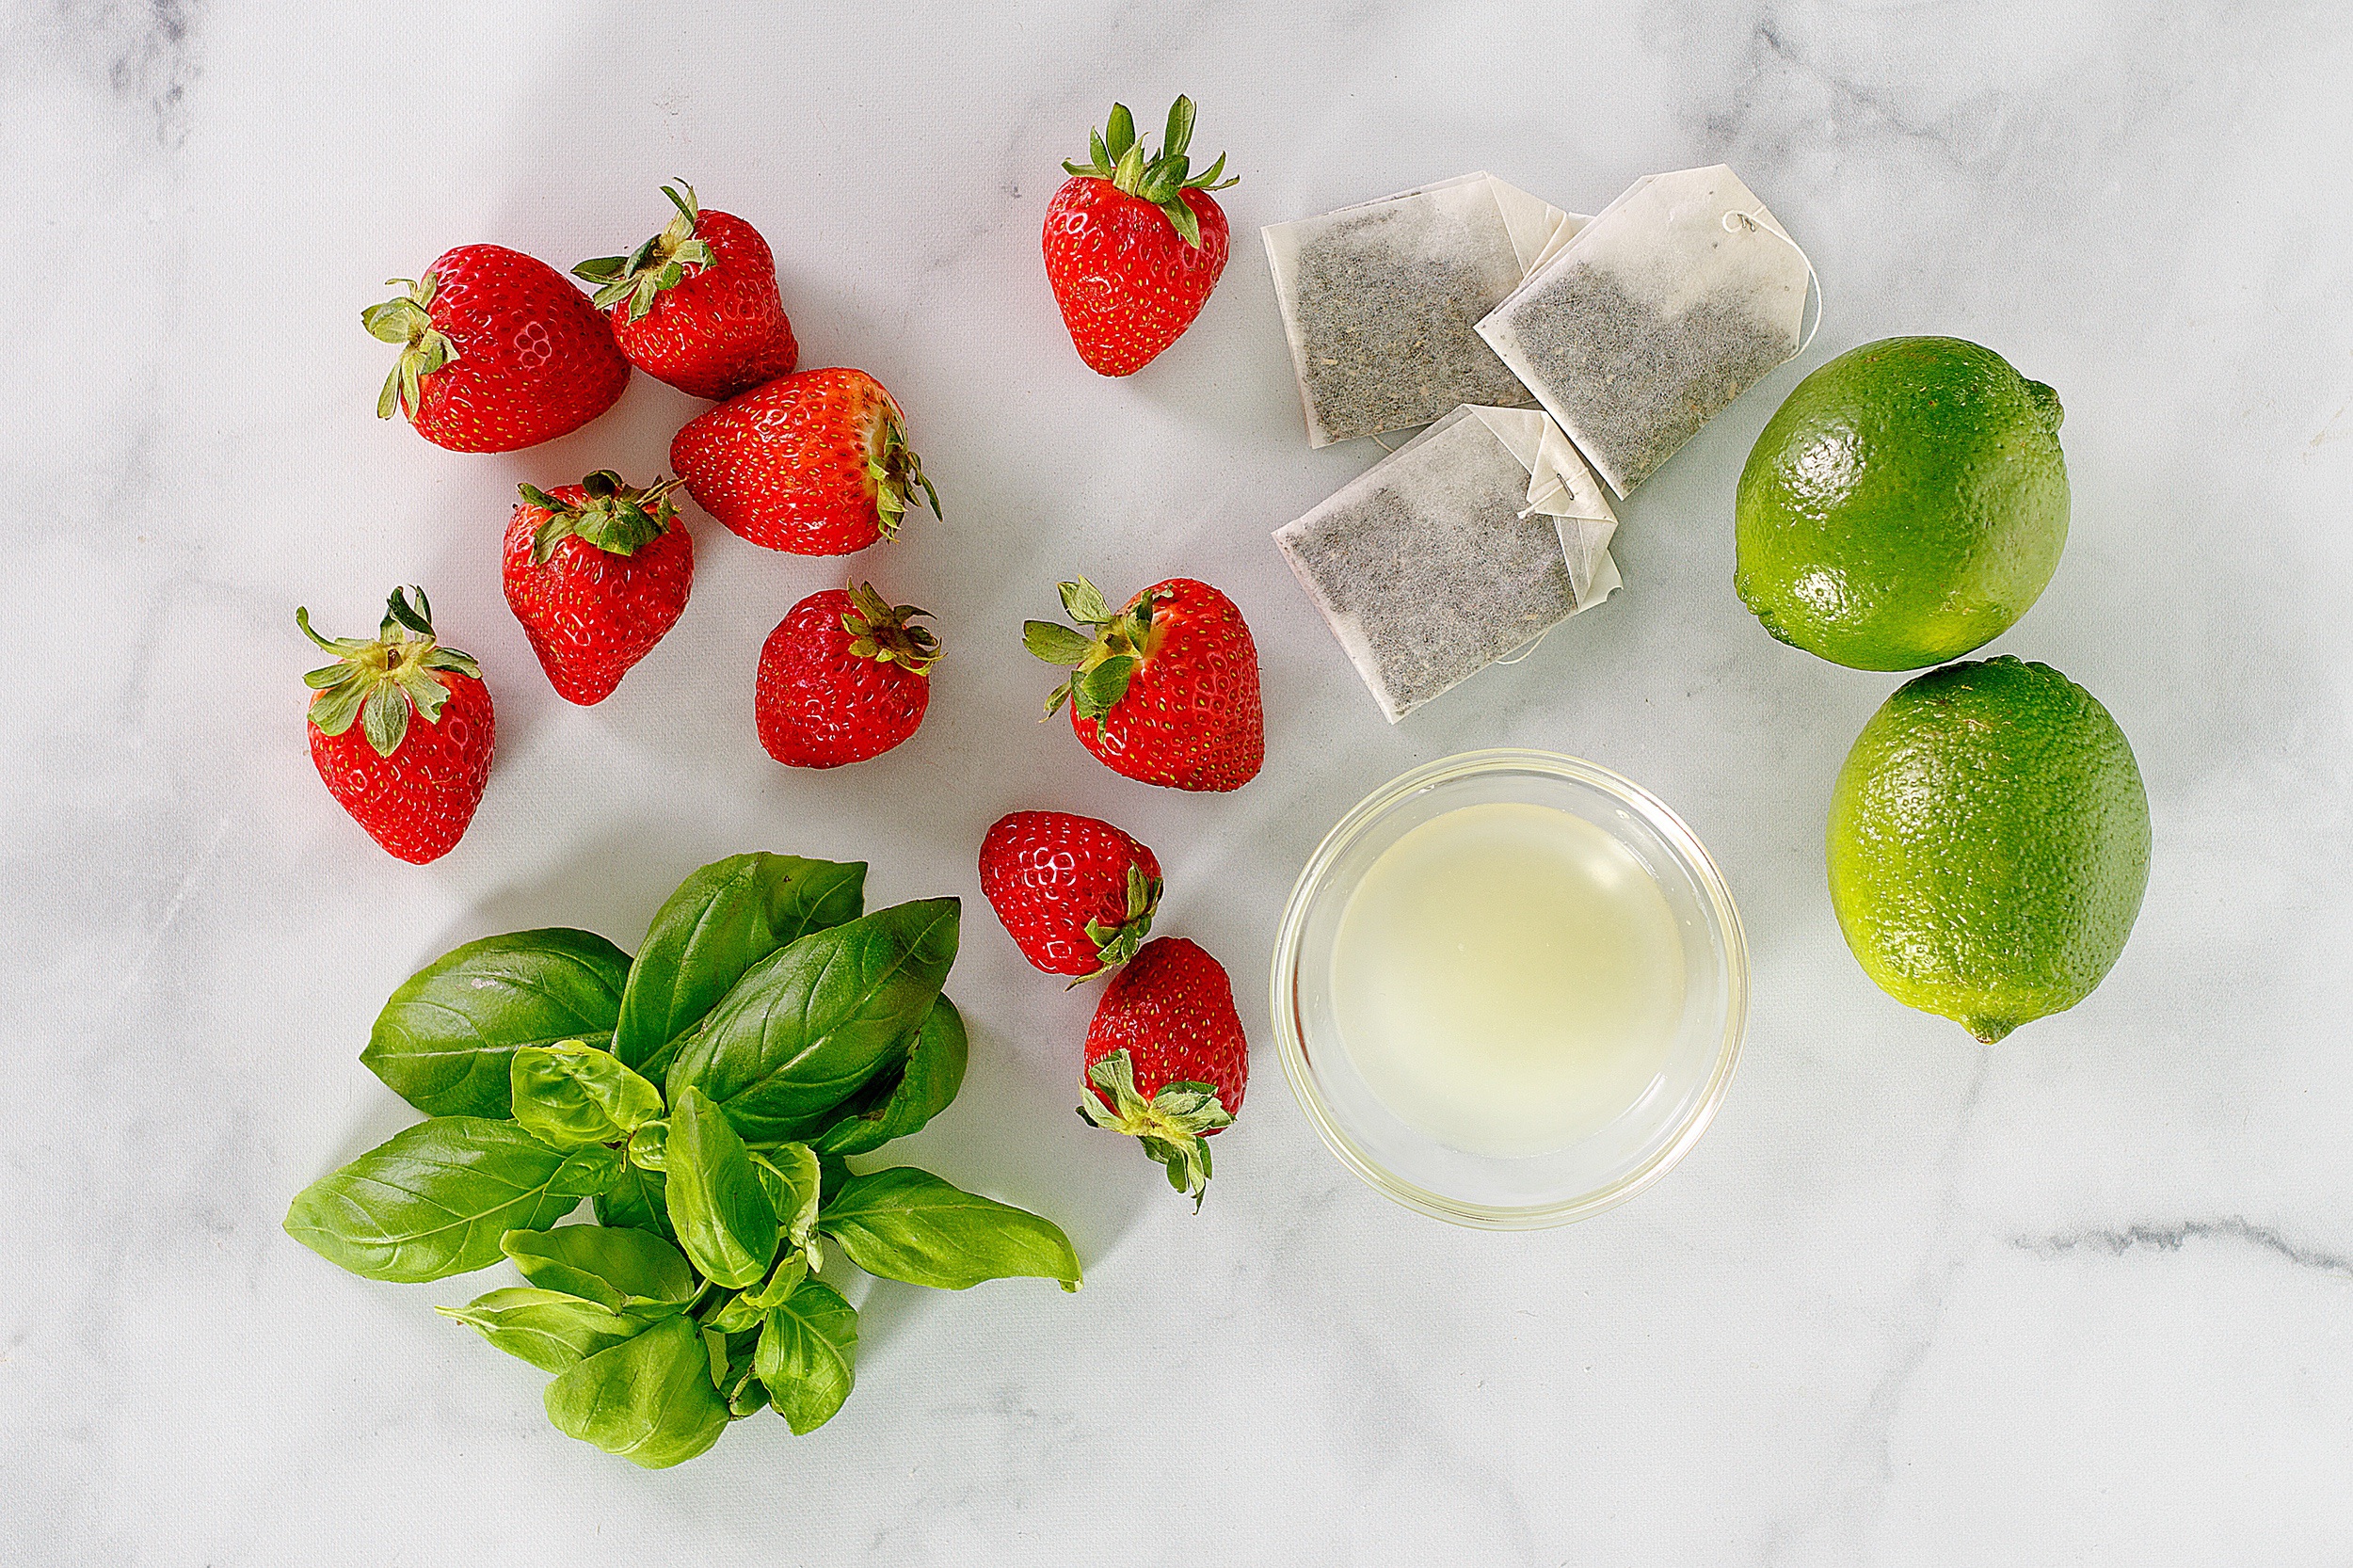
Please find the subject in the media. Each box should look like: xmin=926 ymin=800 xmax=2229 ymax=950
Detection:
xmin=1263 ymin=175 xmax=1587 ymax=447
xmin=1274 ymin=405 xmax=1620 ymax=722
xmin=1477 ymin=165 xmax=1812 ymax=496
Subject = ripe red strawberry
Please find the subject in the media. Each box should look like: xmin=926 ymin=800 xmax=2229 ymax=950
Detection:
xmin=501 ymin=471 xmax=695 ymax=706
xmin=364 ymin=244 xmax=630 ymax=453
xmin=979 ymin=810 xmax=1162 ymax=980
xmin=756 ymin=584 xmax=940 ymax=768
xmin=670 ymin=367 xmax=939 ymax=555
xmin=1025 ymin=576 xmax=1263 ymax=792
xmin=572 ymin=182 xmax=799 ymax=401
xmin=1042 ymin=96 xmax=1237 ymax=376
xmin=1080 ymin=936 xmax=1247 ymax=1205
xmin=298 ymin=586 xmax=495 ymax=864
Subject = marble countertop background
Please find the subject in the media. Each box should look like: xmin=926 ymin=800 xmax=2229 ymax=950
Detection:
xmin=6 ymin=1 xmax=2350 ymax=1562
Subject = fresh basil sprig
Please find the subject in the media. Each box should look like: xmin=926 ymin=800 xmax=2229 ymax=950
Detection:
xmin=662 ymin=1087 xmax=781 ymax=1288
xmin=282 ymin=1117 xmax=620 ymax=1283
xmin=283 ymin=852 xmax=1080 ymax=1468
xmin=435 ymin=1287 xmax=654 ymax=1373
xmin=819 ymin=1167 xmax=1083 ymax=1292
xmin=614 ymin=854 xmax=866 ymax=1075
xmin=664 ymin=898 xmax=961 ymax=1143
xmin=361 ymin=929 xmax=631 ymax=1118
xmin=814 ymin=995 xmax=969 ymax=1157
xmin=511 ymin=1040 xmax=664 ymax=1147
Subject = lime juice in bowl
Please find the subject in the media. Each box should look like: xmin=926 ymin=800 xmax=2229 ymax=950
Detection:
xmin=1271 ymin=750 xmax=1746 ymax=1227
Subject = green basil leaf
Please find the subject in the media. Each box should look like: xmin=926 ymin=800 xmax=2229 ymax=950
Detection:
xmin=436 ymin=1287 xmax=651 ymax=1373
xmin=813 ymin=995 xmax=969 ymax=1156
xmin=750 ymin=1250 xmax=811 ymax=1315
xmin=284 ymin=1118 xmax=620 ymax=1283
xmin=703 ymin=1324 xmax=730 ymax=1388
xmin=752 ymin=1144 xmax=824 ymax=1253
xmin=613 ymin=855 xmax=866 ymax=1071
xmin=818 ymin=1167 xmax=1080 ymax=1293
xmin=626 ymin=1120 xmax=669 ymax=1169
xmin=509 ymin=1041 xmax=664 ymax=1147
xmin=722 ymin=1328 xmax=770 ymax=1417
xmin=662 ymin=1088 xmax=779 ymax=1288
xmin=701 ymin=1261 xmax=786 ymax=1327
xmin=595 ymin=1162 xmax=673 ymax=1241
xmin=665 ymin=900 xmax=960 ymax=1144
xmin=361 ymin=930 xmax=631 ymax=1118
xmin=500 ymin=1224 xmax=696 ymax=1309
xmin=754 ymin=1278 xmax=858 ymax=1434
xmin=543 ymin=1316 xmax=729 ymax=1469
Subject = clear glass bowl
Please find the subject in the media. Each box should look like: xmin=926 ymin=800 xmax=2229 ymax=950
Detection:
xmin=1270 ymin=749 xmax=1748 ymax=1228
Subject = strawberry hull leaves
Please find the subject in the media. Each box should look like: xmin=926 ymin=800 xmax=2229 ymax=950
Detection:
xmin=284 ymin=852 xmax=1080 ymax=1468
xmin=664 ymin=899 xmax=960 ymax=1143
xmin=360 ymin=929 xmax=631 ymax=1119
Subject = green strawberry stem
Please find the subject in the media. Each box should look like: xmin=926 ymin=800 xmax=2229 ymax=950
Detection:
xmin=870 ymin=412 xmax=940 ymax=538
xmin=297 ymin=585 xmax=481 ymax=758
xmin=1060 ymin=95 xmax=1238 ymax=248
xmin=572 ymin=180 xmax=719 ymax=322
xmin=518 ymin=471 xmax=682 ymax=564
xmin=1022 ymin=577 xmax=1169 ymax=720
xmin=1078 ymin=1049 xmax=1231 ymax=1209
xmin=1075 ymin=862 xmax=1160 ymax=984
xmin=840 ymin=583 xmax=942 ymax=674
xmin=362 ymin=275 xmax=455 ymax=423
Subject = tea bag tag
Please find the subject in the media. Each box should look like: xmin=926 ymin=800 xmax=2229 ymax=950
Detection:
xmin=1467 ymin=406 xmax=1619 ymax=606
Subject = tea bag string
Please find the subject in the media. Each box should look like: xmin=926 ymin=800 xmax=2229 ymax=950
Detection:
xmin=1495 ymin=630 xmax=1547 ymax=666
xmin=1723 ymin=208 xmax=1822 ymax=356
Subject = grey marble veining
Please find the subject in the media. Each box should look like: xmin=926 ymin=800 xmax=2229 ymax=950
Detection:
xmin=5 ymin=0 xmax=2352 ymax=1562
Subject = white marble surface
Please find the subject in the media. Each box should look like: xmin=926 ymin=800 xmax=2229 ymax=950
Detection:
xmin=7 ymin=1 xmax=2352 ymax=1561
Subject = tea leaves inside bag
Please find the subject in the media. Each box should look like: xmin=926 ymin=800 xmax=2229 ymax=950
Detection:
xmin=1274 ymin=407 xmax=1616 ymax=722
xmin=1265 ymin=176 xmax=1580 ymax=446
xmin=1478 ymin=166 xmax=1810 ymax=495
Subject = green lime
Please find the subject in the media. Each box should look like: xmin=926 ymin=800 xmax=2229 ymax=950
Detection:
xmin=1737 ymin=336 xmax=2069 ymax=671
xmin=1827 ymin=656 xmax=2150 ymax=1043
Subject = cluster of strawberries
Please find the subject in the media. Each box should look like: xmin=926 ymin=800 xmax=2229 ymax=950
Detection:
xmin=303 ymin=100 xmax=1258 ymax=1201
xmin=304 ymin=177 xmax=948 ymax=863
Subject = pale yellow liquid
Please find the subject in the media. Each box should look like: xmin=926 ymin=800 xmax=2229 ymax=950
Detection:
xmin=1330 ymin=802 xmax=1687 ymax=1158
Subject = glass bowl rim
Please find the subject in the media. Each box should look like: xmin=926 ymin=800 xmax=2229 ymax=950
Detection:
xmin=1268 ymin=747 xmax=1750 ymax=1230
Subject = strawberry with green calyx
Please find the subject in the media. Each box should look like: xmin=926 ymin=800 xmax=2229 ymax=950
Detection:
xmin=1080 ymin=936 xmax=1248 ymax=1207
xmin=364 ymin=245 xmax=629 ymax=454
xmin=572 ymin=181 xmax=800 ymax=401
xmin=503 ymin=472 xmax=696 ymax=706
xmin=1024 ymin=575 xmax=1263 ymax=792
xmin=299 ymin=586 xmax=495 ymax=864
xmin=1043 ymin=95 xmax=1238 ymax=376
xmin=670 ymin=367 xmax=939 ymax=555
xmin=756 ymin=583 xmax=942 ymax=769
xmin=978 ymin=810 xmax=1162 ymax=981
